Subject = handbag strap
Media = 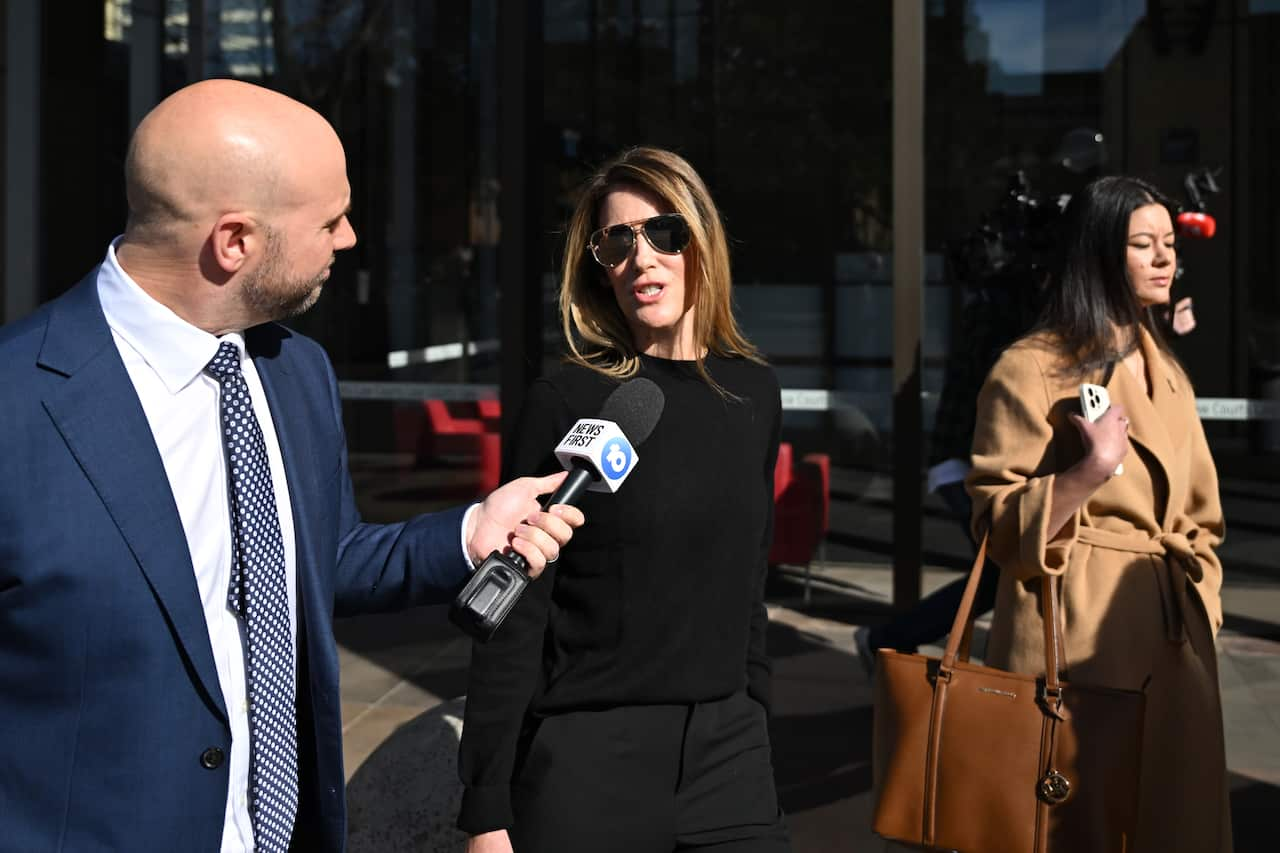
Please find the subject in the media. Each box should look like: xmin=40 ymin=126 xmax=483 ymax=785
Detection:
xmin=940 ymin=533 xmax=989 ymax=669
xmin=940 ymin=532 xmax=990 ymax=669
xmin=939 ymin=530 xmax=1067 ymax=706
xmin=1043 ymin=575 xmax=1064 ymax=681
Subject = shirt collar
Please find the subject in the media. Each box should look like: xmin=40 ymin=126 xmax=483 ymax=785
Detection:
xmin=97 ymin=238 xmax=247 ymax=394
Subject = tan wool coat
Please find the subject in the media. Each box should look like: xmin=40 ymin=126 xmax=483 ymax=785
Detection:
xmin=967 ymin=325 xmax=1231 ymax=853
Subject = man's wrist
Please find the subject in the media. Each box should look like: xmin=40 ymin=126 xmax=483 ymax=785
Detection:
xmin=460 ymin=502 xmax=482 ymax=571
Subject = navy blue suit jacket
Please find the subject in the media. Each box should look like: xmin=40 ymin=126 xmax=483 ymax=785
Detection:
xmin=0 ymin=273 xmax=471 ymax=851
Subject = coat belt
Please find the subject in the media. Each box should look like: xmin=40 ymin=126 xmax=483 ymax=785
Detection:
xmin=1074 ymin=527 xmax=1202 ymax=644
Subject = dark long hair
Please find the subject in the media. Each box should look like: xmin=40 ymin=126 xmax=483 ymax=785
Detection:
xmin=1037 ymin=175 xmax=1179 ymax=378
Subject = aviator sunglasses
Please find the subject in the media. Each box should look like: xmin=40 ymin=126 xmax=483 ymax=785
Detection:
xmin=587 ymin=213 xmax=692 ymax=269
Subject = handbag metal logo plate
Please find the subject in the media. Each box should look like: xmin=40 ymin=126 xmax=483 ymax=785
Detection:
xmin=1038 ymin=770 xmax=1072 ymax=804
xmin=978 ymin=686 xmax=1017 ymax=698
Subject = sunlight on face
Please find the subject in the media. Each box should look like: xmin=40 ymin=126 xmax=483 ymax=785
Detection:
xmin=1125 ymin=204 xmax=1176 ymax=308
xmin=597 ymin=187 xmax=696 ymax=358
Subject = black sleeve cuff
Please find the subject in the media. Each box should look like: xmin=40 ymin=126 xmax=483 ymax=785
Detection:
xmin=457 ymin=783 xmax=514 ymax=836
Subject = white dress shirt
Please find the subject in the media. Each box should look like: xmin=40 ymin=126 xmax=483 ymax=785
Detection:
xmin=98 ymin=241 xmax=297 ymax=853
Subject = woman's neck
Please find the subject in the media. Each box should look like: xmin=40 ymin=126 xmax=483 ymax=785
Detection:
xmin=1109 ymin=320 xmax=1142 ymax=356
xmin=1118 ymin=327 xmax=1151 ymax=395
xmin=638 ymin=337 xmax=704 ymax=361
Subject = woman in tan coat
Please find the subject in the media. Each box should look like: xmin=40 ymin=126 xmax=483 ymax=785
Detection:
xmin=968 ymin=175 xmax=1230 ymax=852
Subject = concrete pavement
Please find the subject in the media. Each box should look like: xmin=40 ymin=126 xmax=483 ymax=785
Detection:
xmin=333 ymin=564 xmax=1280 ymax=851
xmin=334 ymin=453 xmax=1280 ymax=851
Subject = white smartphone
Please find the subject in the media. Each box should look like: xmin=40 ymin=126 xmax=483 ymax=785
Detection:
xmin=1078 ymin=383 xmax=1123 ymax=476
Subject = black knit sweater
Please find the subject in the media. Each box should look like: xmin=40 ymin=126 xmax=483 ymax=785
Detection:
xmin=456 ymin=352 xmax=781 ymax=834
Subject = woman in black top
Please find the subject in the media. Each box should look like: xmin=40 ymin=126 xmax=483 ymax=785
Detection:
xmin=458 ymin=147 xmax=790 ymax=853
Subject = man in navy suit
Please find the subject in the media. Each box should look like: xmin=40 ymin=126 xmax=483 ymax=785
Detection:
xmin=0 ymin=79 xmax=582 ymax=852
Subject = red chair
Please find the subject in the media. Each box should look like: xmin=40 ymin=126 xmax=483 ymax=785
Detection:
xmin=769 ymin=442 xmax=831 ymax=605
xmin=417 ymin=399 xmax=502 ymax=496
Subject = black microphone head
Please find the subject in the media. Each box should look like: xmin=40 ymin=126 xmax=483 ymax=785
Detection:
xmin=599 ymin=377 xmax=664 ymax=447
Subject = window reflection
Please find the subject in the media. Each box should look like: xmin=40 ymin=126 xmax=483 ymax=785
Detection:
xmin=91 ymin=1 xmax=1280 ymax=490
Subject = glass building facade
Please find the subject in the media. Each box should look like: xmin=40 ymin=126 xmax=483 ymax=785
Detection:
xmin=3 ymin=0 xmax=1279 ymax=604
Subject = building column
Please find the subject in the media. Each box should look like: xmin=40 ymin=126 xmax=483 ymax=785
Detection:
xmin=385 ymin=0 xmax=419 ymax=352
xmin=129 ymin=0 xmax=164 ymax=131
xmin=187 ymin=0 xmax=207 ymax=82
xmin=4 ymin=0 xmax=41 ymax=323
xmin=497 ymin=0 xmax=544 ymax=442
xmin=892 ymin=0 xmax=925 ymax=608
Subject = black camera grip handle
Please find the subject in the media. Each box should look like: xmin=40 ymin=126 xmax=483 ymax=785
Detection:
xmin=448 ymin=461 xmax=600 ymax=641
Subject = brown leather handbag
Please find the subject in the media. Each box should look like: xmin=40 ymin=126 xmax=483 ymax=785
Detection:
xmin=870 ymin=536 xmax=1146 ymax=852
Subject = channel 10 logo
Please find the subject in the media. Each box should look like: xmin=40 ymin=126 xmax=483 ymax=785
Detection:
xmin=599 ymin=437 xmax=634 ymax=482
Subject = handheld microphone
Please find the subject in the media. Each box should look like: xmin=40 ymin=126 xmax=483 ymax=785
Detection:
xmin=449 ymin=377 xmax=665 ymax=642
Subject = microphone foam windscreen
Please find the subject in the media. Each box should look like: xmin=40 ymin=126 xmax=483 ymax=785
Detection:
xmin=599 ymin=377 xmax=665 ymax=447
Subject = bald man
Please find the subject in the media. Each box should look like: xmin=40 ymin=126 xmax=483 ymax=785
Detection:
xmin=0 ymin=80 xmax=580 ymax=852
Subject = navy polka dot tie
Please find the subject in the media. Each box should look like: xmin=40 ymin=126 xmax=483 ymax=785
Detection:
xmin=205 ymin=341 xmax=298 ymax=852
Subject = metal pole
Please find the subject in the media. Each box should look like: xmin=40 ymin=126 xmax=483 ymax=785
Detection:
xmin=892 ymin=0 xmax=924 ymax=609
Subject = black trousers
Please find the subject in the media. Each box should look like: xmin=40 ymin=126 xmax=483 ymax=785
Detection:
xmin=511 ymin=691 xmax=791 ymax=853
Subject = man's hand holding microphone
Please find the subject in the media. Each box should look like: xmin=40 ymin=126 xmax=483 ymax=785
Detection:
xmin=451 ymin=377 xmax=665 ymax=640
xmin=464 ymin=472 xmax=584 ymax=580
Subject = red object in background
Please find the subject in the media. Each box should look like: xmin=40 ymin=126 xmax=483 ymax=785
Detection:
xmin=772 ymin=442 xmax=794 ymax=503
xmin=1177 ymin=211 xmax=1216 ymax=239
xmin=769 ymin=442 xmax=831 ymax=568
xmin=415 ymin=399 xmax=502 ymax=496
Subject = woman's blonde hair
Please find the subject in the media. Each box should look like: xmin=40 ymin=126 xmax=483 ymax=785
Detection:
xmin=559 ymin=146 xmax=762 ymax=389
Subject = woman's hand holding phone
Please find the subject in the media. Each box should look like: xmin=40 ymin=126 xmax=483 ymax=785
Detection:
xmin=1070 ymin=386 xmax=1129 ymax=482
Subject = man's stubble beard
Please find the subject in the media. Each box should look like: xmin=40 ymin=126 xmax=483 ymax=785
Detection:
xmin=241 ymin=227 xmax=329 ymax=323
